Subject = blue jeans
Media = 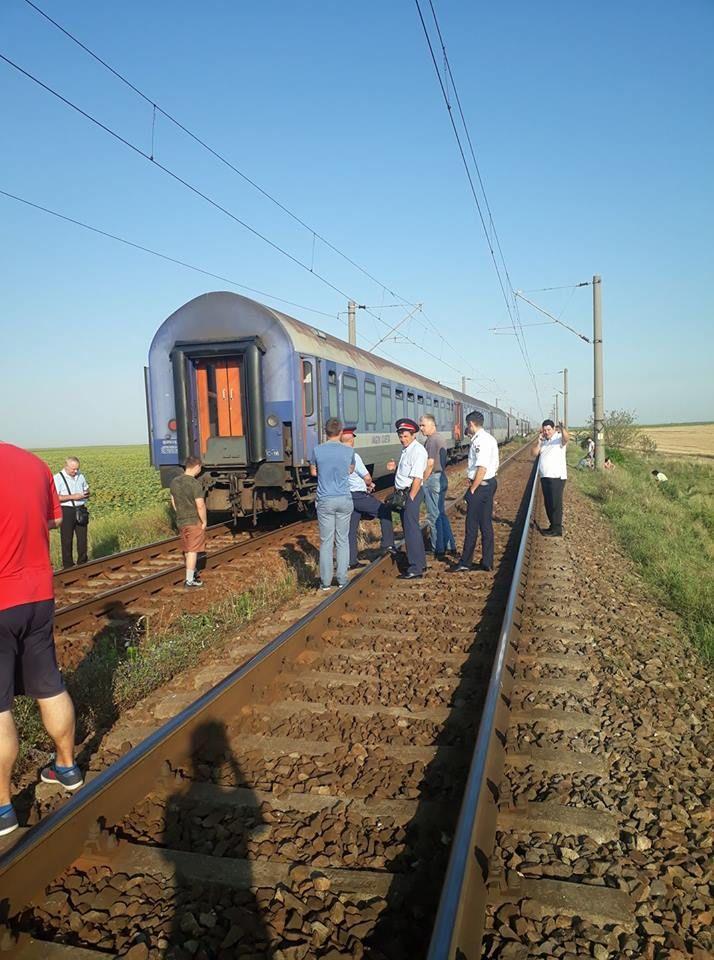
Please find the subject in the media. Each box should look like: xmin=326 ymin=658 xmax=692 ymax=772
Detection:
xmin=317 ymin=495 xmax=352 ymax=587
xmin=424 ymin=473 xmax=455 ymax=554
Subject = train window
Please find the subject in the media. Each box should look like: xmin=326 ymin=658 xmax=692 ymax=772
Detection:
xmin=302 ymin=361 xmax=314 ymax=417
xmin=425 ymin=397 xmax=432 ymax=406
xmin=407 ymin=391 xmax=416 ymax=419
xmin=364 ymin=380 xmax=377 ymax=426
xmin=328 ymin=370 xmax=338 ymax=417
xmin=395 ymin=388 xmax=404 ymax=416
xmin=343 ymin=373 xmax=359 ymax=423
xmin=417 ymin=394 xmax=424 ymax=404
xmin=381 ymin=384 xmax=392 ymax=429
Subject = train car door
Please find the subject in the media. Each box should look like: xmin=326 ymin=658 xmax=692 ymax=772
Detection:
xmin=195 ymin=357 xmax=246 ymax=463
xmin=300 ymin=356 xmax=319 ymax=461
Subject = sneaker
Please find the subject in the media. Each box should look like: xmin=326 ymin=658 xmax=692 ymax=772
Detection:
xmin=320 ymin=585 xmax=333 ymax=592
xmin=0 ymin=805 xmax=18 ymax=837
xmin=40 ymin=763 xmax=84 ymax=792
xmin=450 ymin=564 xmax=472 ymax=573
xmin=184 ymin=578 xmax=204 ymax=588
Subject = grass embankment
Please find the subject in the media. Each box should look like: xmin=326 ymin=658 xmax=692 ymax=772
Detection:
xmin=33 ymin=445 xmax=174 ymax=567
xmin=13 ymin=572 xmax=299 ymax=772
xmin=572 ymin=452 xmax=714 ymax=664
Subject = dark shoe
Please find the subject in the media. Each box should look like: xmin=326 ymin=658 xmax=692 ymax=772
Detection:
xmin=450 ymin=564 xmax=472 ymax=573
xmin=475 ymin=563 xmax=493 ymax=571
xmin=398 ymin=571 xmax=424 ymax=580
xmin=184 ymin=578 xmax=204 ymax=588
xmin=349 ymin=562 xmax=367 ymax=570
xmin=542 ymin=529 xmax=562 ymax=538
xmin=434 ymin=553 xmax=446 ymax=561
xmin=0 ymin=805 xmax=18 ymax=837
xmin=40 ymin=763 xmax=84 ymax=792
xmin=381 ymin=546 xmax=399 ymax=557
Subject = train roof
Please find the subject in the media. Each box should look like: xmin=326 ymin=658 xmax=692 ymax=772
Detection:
xmin=155 ymin=291 xmax=509 ymax=418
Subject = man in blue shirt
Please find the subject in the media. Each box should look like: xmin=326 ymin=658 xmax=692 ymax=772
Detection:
xmin=310 ymin=418 xmax=355 ymax=590
xmin=340 ymin=427 xmax=391 ymax=568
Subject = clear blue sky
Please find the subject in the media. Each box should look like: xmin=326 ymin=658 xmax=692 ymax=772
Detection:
xmin=1 ymin=0 xmax=712 ymax=446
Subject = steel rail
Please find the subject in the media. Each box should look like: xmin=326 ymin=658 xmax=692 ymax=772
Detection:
xmin=0 ymin=440 xmax=534 ymax=930
xmin=427 ymin=454 xmax=540 ymax=960
xmin=54 ymin=517 xmax=311 ymax=631
xmin=53 ymin=520 xmax=235 ymax=590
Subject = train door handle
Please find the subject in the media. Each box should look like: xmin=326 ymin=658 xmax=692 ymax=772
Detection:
xmin=222 ymin=389 xmax=227 ymax=399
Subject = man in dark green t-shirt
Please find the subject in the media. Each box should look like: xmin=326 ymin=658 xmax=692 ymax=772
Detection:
xmin=169 ymin=457 xmax=207 ymax=588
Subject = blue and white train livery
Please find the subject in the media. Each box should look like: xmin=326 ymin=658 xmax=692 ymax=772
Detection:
xmin=146 ymin=292 xmax=529 ymax=519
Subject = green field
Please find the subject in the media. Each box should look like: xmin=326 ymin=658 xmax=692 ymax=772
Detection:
xmin=572 ymin=449 xmax=714 ymax=664
xmin=34 ymin=445 xmax=174 ymax=566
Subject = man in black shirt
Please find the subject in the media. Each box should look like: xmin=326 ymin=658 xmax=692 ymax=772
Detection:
xmin=169 ymin=457 xmax=207 ymax=588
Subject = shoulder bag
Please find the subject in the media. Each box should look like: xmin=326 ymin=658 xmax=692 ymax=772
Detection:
xmin=60 ymin=472 xmax=90 ymax=526
xmin=385 ymin=488 xmax=408 ymax=511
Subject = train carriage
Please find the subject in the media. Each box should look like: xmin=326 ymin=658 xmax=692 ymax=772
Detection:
xmin=146 ymin=292 xmax=522 ymax=519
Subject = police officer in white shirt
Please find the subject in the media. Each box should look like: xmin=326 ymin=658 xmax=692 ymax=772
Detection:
xmin=531 ymin=419 xmax=570 ymax=536
xmin=452 ymin=410 xmax=499 ymax=572
xmin=385 ymin=417 xmax=428 ymax=579
xmin=340 ymin=427 xmax=391 ymax=568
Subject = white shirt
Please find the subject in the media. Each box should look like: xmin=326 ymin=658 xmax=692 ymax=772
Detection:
xmin=538 ymin=433 xmax=568 ymax=479
xmin=348 ymin=451 xmax=369 ymax=493
xmin=587 ymin=439 xmax=595 ymax=457
xmin=54 ymin=470 xmax=89 ymax=508
xmin=467 ymin=428 xmax=499 ymax=480
xmin=395 ymin=438 xmax=428 ymax=490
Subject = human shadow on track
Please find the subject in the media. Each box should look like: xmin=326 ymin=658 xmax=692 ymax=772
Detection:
xmin=363 ymin=466 xmax=535 ymax=960
xmin=158 ymin=720 xmax=271 ymax=959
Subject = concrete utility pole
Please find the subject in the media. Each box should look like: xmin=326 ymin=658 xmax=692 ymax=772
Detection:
xmin=555 ymin=393 xmax=559 ymax=425
xmin=592 ymin=275 xmax=605 ymax=469
xmin=563 ymin=368 xmax=569 ymax=428
xmin=461 ymin=376 xmax=467 ymax=395
xmin=347 ymin=300 xmax=357 ymax=346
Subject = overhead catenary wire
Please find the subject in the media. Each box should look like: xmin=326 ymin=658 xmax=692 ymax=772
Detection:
xmin=0 ymin=188 xmax=340 ymax=320
xmin=19 ymin=0 xmax=483 ymax=384
xmin=413 ymin=0 xmax=542 ymax=413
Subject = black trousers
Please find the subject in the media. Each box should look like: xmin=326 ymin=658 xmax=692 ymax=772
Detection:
xmin=540 ymin=477 xmax=566 ymax=533
xmin=402 ymin=489 xmax=426 ymax=575
xmin=60 ymin=506 xmax=88 ymax=568
xmin=348 ymin=491 xmax=391 ymax=565
xmin=460 ymin=478 xmax=497 ymax=569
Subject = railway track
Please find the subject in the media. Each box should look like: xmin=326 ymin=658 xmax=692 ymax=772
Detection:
xmin=0 ymin=443 xmax=572 ymax=960
xmin=51 ymin=452 xmax=482 ymax=661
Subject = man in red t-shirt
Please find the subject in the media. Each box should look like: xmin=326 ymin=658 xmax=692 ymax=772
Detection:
xmin=0 ymin=443 xmax=83 ymax=836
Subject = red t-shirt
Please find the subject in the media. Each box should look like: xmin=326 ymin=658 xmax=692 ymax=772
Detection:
xmin=0 ymin=443 xmax=61 ymax=612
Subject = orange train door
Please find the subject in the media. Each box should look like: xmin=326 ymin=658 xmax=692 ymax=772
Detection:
xmin=195 ymin=358 xmax=244 ymax=456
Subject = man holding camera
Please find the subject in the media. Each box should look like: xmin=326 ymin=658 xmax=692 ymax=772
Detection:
xmin=532 ymin=419 xmax=570 ymax=536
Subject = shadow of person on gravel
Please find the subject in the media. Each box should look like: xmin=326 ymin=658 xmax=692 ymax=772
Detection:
xmin=364 ymin=469 xmax=535 ymax=960
xmin=161 ymin=719 xmax=271 ymax=959
xmin=279 ymin=535 xmax=320 ymax=586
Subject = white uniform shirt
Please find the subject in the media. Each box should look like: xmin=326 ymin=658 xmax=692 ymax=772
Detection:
xmin=54 ymin=470 xmax=89 ymax=508
xmin=538 ymin=433 xmax=568 ymax=479
xmin=348 ymin=452 xmax=369 ymax=493
xmin=467 ymin=428 xmax=499 ymax=480
xmin=394 ymin=439 xmax=428 ymax=490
